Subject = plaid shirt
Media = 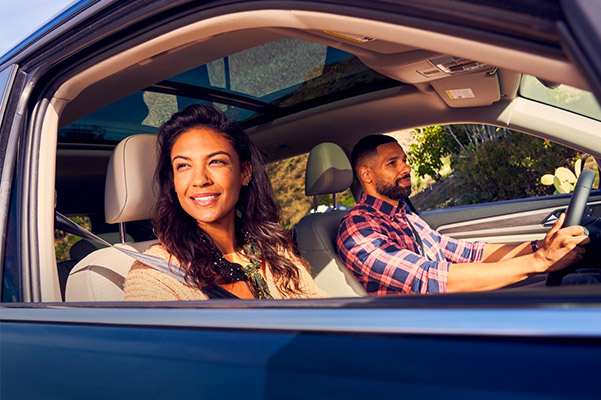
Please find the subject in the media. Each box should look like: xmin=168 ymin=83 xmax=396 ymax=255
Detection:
xmin=337 ymin=193 xmax=486 ymax=295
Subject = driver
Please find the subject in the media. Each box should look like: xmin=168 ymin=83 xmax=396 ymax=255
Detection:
xmin=336 ymin=135 xmax=590 ymax=295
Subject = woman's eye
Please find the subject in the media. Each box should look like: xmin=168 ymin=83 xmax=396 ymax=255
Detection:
xmin=174 ymin=163 xmax=190 ymax=171
xmin=209 ymin=158 xmax=228 ymax=166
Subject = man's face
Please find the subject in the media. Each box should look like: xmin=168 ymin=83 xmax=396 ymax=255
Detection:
xmin=370 ymin=142 xmax=412 ymax=202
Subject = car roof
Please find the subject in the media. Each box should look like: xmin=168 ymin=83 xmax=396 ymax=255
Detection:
xmin=0 ymin=0 xmax=98 ymax=66
xmin=42 ymin=2 xmax=590 ymax=159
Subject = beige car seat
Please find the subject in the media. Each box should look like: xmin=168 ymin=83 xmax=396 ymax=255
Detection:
xmin=65 ymin=134 xmax=159 ymax=301
xmin=294 ymin=142 xmax=367 ymax=297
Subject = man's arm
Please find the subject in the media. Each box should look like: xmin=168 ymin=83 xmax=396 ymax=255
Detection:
xmin=447 ymin=214 xmax=589 ymax=292
xmin=337 ymin=214 xmax=451 ymax=294
xmin=481 ymin=242 xmax=536 ymax=262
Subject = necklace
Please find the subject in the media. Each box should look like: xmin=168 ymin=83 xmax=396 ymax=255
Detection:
xmin=211 ymin=233 xmax=273 ymax=299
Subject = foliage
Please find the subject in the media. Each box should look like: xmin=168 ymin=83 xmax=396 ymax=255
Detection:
xmin=54 ymin=216 xmax=92 ymax=262
xmin=409 ymin=125 xmax=578 ymax=209
xmin=449 ymin=133 xmax=575 ymax=205
xmin=407 ymin=125 xmax=457 ymax=179
xmin=541 ymin=158 xmax=584 ymax=194
xmin=408 ymin=124 xmax=512 ymax=180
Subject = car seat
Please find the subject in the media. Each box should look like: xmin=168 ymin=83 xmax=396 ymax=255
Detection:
xmin=293 ymin=142 xmax=367 ymax=297
xmin=57 ymin=232 xmax=133 ymax=300
xmin=65 ymin=134 xmax=159 ymax=301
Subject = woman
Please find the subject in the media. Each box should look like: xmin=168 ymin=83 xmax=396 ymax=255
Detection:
xmin=124 ymin=104 xmax=327 ymax=300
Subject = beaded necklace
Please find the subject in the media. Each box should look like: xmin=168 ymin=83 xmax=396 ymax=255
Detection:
xmin=211 ymin=234 xmax=273 ymax=299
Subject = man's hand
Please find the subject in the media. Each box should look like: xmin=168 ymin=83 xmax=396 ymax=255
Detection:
xmin=534 ymin=213 xmax=590 ymax=272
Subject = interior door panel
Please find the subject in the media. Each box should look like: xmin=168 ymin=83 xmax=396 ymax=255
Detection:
xmin=420 ymin=191 xmax=601 ymax=243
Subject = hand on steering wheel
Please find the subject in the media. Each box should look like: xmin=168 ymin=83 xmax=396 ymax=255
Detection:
xmin=546 ymin=169 xmax=596 ymax=286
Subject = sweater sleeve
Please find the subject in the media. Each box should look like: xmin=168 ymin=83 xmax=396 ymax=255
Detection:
xmin=123 ymin=245 xmax=208 ymax=301
xmin=124 ymin=261 xmax=182 ymax=301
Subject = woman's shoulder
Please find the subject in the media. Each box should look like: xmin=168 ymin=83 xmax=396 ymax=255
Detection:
xmin=125 ymin=244 xmax=206 ymax=301
xmin=143 ymin=243 xmax=172 ymax=259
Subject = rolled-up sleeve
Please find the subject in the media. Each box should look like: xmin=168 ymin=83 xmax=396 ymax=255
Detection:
xmin=337 ymin=214 xmax=450 ymax=295
xmin=416 ymin=219 xmax=486 ymax=264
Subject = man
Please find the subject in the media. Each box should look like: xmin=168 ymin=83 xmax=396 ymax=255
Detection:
xmin=336 ymin=135 xmax=590 ymax=295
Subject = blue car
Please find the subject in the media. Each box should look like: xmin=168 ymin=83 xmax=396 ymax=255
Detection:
xmin=1 ymin=1 xmax=600 ymax=398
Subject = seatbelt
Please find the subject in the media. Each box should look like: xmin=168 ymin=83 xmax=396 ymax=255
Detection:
xmin=56 ymin=211 xmax=188 ymax=286
xmin=405 ymin=218 xmax=430 ymax=261
xmin=56 ymin=211 xmax=240 ymax=299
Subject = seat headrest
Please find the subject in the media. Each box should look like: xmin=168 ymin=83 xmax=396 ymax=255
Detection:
xmin=105 ymin=134 xmax=158 ymax=224
xmin=305 ymin=142 xmax=353 ymax=196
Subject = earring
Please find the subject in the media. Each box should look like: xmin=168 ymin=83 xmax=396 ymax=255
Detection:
xmin=236 ymin=208 xmax=243 ymax=218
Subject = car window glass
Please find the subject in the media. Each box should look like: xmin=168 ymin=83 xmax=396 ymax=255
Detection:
xmin=2 ymin=172 xmax=21 ymax=302
xmin=0 ymin=65 xmax=16 ymax=123
xmin=520 ymin=75 xmax=601 ymax=121
xmin=405 ymin=124 xmax=600 ymax=210
xmin=54 ymin=216 xmax=93 ymax=263
xmin=59 ymin=39 xmax=400 ymax=145
xmin=267 ymin=153 xmax=354 ymax=229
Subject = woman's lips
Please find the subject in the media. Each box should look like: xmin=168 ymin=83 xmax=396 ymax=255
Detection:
xmin=190 ymin=193 xmax=220 ymax=206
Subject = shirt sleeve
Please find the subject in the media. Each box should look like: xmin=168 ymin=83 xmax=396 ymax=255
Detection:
xmin=337 ymin=213 xmax=450 ymax=295
xmin=411 ymin=215 xmax=486 ymax=264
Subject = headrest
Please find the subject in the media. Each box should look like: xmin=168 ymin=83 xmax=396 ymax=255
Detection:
xmin=305 ymin=142 xmax=353 ymax=196
xmin=105 ymin=134 xmax=158 ymax=224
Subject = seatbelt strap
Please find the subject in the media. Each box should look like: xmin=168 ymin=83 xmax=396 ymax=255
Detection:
xmin=405 ymin=218 xmax=430 ymax=261
xmin=56 ymin=211 xmax=189 ymax=285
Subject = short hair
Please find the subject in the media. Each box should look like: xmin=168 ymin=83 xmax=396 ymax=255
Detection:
xmin=351 ymin=135 xmax=398 ymax=174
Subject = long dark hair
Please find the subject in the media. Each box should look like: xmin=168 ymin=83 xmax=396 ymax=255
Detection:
xmin=153 ymin=104 xmax=303 ymax=295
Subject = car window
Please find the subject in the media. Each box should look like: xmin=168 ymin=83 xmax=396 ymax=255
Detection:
xmin=267 ymin=152 xmax=354 ymax=229
xmin=405 ymin=124 xmax=600 ymax=210
xmin=54 ymin=215 xmax=92 ymax=263
xmin=0 ymin=66 xmax=16 ymax=126
xmin=520 ymin=75 xmax=601 ymax=121
xmin=59 ymin=38 xmax=400 ymax=144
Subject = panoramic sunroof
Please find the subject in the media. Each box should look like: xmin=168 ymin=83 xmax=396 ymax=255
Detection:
xmin=59 ymin=38 xmax=402 ymax=144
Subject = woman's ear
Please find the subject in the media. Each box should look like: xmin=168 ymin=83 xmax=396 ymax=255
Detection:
xmin=241 ymin=161 xmax=252 ymax=186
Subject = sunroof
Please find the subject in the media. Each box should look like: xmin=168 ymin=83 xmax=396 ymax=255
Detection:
xmin=59 ymin=38 xmax=402 ymax=144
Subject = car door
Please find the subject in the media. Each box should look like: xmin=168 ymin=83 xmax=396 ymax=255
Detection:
xmin=1 ymin=1 xmax=601 ymax=399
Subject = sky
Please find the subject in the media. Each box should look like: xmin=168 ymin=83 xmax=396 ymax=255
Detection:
xmin=0 ymin=0 xmax=77 ymax=56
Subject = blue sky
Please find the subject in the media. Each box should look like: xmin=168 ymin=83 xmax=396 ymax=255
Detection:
xmin=0 ymin=0 xmax=76 ymax=55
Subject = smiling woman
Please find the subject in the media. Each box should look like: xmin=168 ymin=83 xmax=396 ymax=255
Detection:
xmin=124 ymin=104 xmax=327 ymax=300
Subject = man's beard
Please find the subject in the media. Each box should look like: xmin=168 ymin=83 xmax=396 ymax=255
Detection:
xmin=375 ymin=176 xmax=411 ymax=201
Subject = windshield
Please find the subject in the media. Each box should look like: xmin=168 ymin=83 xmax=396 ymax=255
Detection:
xmin=520 ymin=75 xmax=601 ymax=121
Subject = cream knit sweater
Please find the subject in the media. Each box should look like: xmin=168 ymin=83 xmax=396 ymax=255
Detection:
xmin=124 ymin=244 xmax=328 ymax=301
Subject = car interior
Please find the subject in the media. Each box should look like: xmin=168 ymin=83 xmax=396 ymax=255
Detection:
xmin=28 ymin=9 xmax=601 ymax=302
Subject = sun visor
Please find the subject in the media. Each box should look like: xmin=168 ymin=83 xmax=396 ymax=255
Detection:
xmin=430 ymin=69 xmax=500 ymax=108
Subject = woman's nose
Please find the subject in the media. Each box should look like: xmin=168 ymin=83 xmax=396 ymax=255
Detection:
xmin=192 ymin=166 xmax=212 ymax=186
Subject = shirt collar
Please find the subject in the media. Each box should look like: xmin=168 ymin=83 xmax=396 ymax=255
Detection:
xmin=360 ymin=193 xmax=407 ymax=218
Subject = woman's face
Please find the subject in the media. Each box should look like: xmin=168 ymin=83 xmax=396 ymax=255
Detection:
xmin=170 ymin=128 xmax=251 ymax=231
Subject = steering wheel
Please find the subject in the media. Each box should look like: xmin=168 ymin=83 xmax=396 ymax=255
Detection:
xmin=546 ymin=168 xmax=596 ymax=286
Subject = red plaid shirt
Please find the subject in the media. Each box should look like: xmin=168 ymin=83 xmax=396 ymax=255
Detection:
xmin=337 ymin=193 xmax=486 ymax=295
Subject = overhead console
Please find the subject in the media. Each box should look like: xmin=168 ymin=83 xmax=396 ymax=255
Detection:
xmin=360 ymin=50 xmax=518 ymax=108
